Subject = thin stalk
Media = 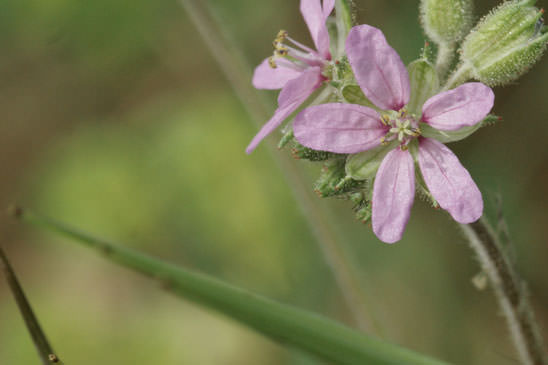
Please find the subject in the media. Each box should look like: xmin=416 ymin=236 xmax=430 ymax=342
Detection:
xmin=460 ymin=218 xmax=548 ymax=365
xmin=0 ymin=246 xmax=63 ymax=365
xmin=14 ymin=208 xmax=450 ymax=365
xmin=178 ymin=0 xmax=376 ymax=333
xmin=335 ymin=0 xmax=355 ymax=58
xmin=442 ymin=63 xmax=472 ymax=91
xmin=435 ymin=42 xmax=455 ymax=81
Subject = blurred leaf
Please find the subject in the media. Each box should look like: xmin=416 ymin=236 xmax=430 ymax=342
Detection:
xmin=17 ymin=208 xmax=450 ymax=365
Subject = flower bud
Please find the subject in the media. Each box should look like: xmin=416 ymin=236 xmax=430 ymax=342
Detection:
xmin=420 ymin=0 xmax=474 ymax=44
xmin=314 ymin=159 xmax=362 ymax=197
xmin=461 ymin=0 xmax=548 ymax=86
xmin=291 ymin=141 xmax=333 ymax=161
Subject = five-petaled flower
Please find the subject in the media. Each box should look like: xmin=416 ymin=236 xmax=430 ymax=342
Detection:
xmin=294 ymin=25 xmax=495 ymax=243
xmin=246 ymin=0 xmax=335 ymax=154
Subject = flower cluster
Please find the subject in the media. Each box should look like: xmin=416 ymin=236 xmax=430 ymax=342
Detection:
xmin=247 ymin=0 xmax=547 ymax=243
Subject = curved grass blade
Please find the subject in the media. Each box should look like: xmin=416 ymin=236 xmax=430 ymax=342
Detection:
xmin=14 ymin=208 xmax=450 ymax=365
xmin=0 ymin=246 xmax=64 ymax=364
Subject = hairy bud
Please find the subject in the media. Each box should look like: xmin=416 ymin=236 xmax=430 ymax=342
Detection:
xmin=461 ymin=0 xmax=548 ymax=86
xmin=420 ymin=0 xmax=474 ymax=44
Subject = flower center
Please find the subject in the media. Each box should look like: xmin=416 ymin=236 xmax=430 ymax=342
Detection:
xmin=268 ymin=30 xmax=326 ymax=71
xmin=379 ymin=109 xmax=421 ymax=150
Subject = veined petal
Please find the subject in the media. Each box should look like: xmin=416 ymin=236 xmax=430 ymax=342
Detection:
xmin=372 ymin=148 xmax=415 ymax=243
xmin=418 ymin=138 xmax=483 ymax=223
xmin=346 ymin=25 xmax=410 ymax=111
xmin=421 ymin=83 xmax=494 ymax=131
xmin=252 ymin=58 xmax=303 ymax=90
xmin=300 ymin=0 xmax=332 ymax=59
xmin=246 ymin=67 xmax=323 ymax=154
xmin=294 ymin=103 xmax=386 ymax=154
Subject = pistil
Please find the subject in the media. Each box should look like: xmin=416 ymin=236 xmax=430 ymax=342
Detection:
xmin=379 ymin=109 xmax=421 ymax=147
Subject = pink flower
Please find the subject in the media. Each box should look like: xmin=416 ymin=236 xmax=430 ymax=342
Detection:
xmin=246 ymin=0 xmax=335 ymax=154
xmin=294 ymin=25 xmax=495 ymax=243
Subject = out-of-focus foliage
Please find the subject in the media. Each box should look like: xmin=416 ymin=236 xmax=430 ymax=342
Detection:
xmin=0 ymin=1 xmax=547 ymax=364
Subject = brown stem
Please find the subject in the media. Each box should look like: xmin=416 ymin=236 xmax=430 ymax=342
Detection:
xmin=0 ymin=247 xmax=62 ymax=364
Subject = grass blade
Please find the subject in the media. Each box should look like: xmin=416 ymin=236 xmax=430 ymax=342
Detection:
xmin=0 ymin=246 xmax=63 ymax=364
xmin=14 ymin=208 xmax=450 ymax=365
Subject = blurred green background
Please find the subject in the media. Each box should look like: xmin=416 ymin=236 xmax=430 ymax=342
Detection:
xmin=0 ymin=0 xmax=547 ymax=364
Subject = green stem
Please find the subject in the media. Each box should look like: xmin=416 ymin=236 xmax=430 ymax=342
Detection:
xmin=178 ymin=0 xmax=376 ymax=333
xmin=335 ymin=0 xmax=355 ymax=58
xmin=460 ymin=219 xmax=548 ymax=365
xmin=435 ymin=43 xmax=455 ymax=82
xmin=15 ymin=208 xmax=450 ymax=365
xmin=0 ymin=246 xmax=63 ymax=365
xmin=442 ymin=63 xmax=472 ymax=91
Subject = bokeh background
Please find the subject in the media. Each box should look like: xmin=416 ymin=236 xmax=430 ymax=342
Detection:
xmin=0 ymin=0 xmax=547 ymax=364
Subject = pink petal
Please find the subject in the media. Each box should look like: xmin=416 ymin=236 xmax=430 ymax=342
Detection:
xmin=323 ymin=0 xmax=335 ymax=18
xmin=294 ymin=103 xmax=386 ymax=153
xmin=372 ymin=148 xmax=415 ymax=243
xmin=300 ymin=0 xmax=332 ymax=59
xmin=246 ymin=67 xmax=323 ymax=154
xmin=252 ymin=58 xmax=303 ymax=90
xmin=346 ymin=25 xmax=410 ymax=111
xmin=421 ymin=83 xmax=494 ymax=131
xmin=418 ymin=138 xmax=483 ymax=223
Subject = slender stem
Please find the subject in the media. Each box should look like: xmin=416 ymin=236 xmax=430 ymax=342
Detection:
xmin=0 ymin=246 xmax=63 ymax=365
xmin=442 ymin=63 xmax=472 ymax=91
xmin=14 ymin=208 xmax=450 ymax=365
xmin=335 ymin=0 xmax=354 ymax=58
xmin=435 ymin=42 xmax=455 ymax=81
xmin=178 ymin=0 xmax=376 ymax=333
xmin=460 ymin=218 xmax=548 ymax=365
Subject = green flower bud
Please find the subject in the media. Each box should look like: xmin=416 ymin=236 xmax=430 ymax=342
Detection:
xmin=291 ymin=142 xmax=334 ymax=161
xmin=420 ymin=0 xmax=474 ymax=44
xmin=407 ymin=59 xmax=440 ymax=115
xmin=461 ymin=0 xmax=548 ymax=86
xmin=355 ymin=203 xmax=372 ymax=224
xmin=314 ymin=158 xmax=362 ymax=197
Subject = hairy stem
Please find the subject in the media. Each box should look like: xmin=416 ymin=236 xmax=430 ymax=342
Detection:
xmin=442 ymin=63 xmax=472 ymax=91
xmin=435 ymin=43 xmax=455 ymax=81
xmin=460 ymin=218 xmax=547 ymax=365
xmin=178 ymin=0 xmax=376 ymax=333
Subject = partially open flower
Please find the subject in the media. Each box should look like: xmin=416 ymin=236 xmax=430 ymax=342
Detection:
xmin=294 ymin=25 xmax=494 ymax=243
xmin=246 ymin=0 xmax=335 ymax=154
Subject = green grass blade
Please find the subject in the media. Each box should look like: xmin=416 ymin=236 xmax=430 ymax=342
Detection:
xmin=0 ymin=246 xmax=64 ymax=365
xmin=14 ymin=208 xmax=450 ymax=365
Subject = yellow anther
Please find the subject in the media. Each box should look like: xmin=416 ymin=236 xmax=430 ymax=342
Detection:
xmin=275 ymin=47 xmax=289 ymax=56
xmin=268 ymin=56 xmax=278 ymax=69
xmin=399 ymin=108 xmax=407 ymax=118
xmin=380 ymin=137 xmax=389 ymax=146
xmin=380 ymin=114 xmax=390 ymax=126
xmin=273 ymin=30 xmax=288 ymax=48
xmin=410 ymin=127 xmax=421 ymax=136
xmin=277 ymin=30 xmax=288 ymax=40
xmin=401 ymin=144 xmax=409 ymax=151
